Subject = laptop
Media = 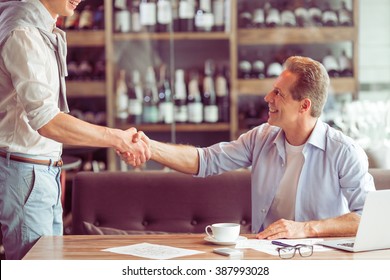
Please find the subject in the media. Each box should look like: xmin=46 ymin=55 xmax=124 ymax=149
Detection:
xmin=318 ymin=189 xmax=390 ymax=252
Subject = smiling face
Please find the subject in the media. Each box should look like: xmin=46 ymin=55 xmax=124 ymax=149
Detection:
xmin=264 ymin=70 xmax=304 ymax=130
xmin=40 ymin=0 xmax=82 ymax=18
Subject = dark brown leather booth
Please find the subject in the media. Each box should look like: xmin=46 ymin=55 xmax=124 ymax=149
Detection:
xmin=71 ymin=168 xmax=390 ymax=236
xmin=72 ymin=170 xmax=252 ymax=235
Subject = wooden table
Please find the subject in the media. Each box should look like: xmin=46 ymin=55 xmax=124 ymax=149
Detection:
xmin=23 ymin=234 xmax=390 ymax=260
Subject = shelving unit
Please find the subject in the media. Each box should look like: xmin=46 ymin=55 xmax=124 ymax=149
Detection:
xmin=65 ymin=1 xmax=108 ymax=172
xmin=106 ymin=0 xmax=234 ymax=170
xmin=233 ymin=0 xmax=359 ymax=138
xmin=65 ymin=0 xmax=359 ymax=170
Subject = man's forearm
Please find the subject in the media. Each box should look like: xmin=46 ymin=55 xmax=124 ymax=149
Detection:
xmin=150 ymin=140 xmax=199 ymax=175
xmin=306 ymin=212 xmax=361 ymax=238
xmin=38 ymin=113 xmax=123 ymax=149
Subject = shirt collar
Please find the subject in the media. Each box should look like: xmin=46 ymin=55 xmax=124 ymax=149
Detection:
xmin=273 ymin=119 xmax=327 ymax=153
xmin=306 ymin=119 xmax=327 ymax=151
xmin=27 ymin=0 xmax=57 ymax=32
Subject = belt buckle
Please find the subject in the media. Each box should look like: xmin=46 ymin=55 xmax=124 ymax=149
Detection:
xmin=54 ymin=160 xmax=63 ymax=167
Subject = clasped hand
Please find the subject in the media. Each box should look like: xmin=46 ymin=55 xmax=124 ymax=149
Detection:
xmin=117 ymin=128 xmax=151 ymax=167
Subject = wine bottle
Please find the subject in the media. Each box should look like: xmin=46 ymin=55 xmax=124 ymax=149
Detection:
xmin=79 ymin=5 xmax=94 ymax=30
xmin=322 ymin=1 xmax=338 ymax=27
xmin=265 ymin=1 xmax=281 ymax=28
xmin=245 ymin=102 xmax=260 ymax=129
xmin=195 ymin=0 xmax=214 ymax=32
xmin=179 ymin=0 xmax=195 ymax=32
xmin=212 ymin=0 xmax=225 ymax=32
xmin=93 ymin=57 xmax=105 ymax=80
xmin=338 ymin=50 xmax=353 ymax=77
xmin=338 ymin=1 xmax=353 ymax=26
xmin=67 ymin=61 xmax=79 ymax=80
xmin=215 ymin=65 xmax=229 ymax=123
xmin=174 ymin=69 xmax=188 ymax=123
xmin=238 ymin=49 xmax=252 ymax=79
xmin=322 ymin=50 xmax=340 ymax=77
xmin=128 ymin=69 xmax=143 ymax=124
xmin=78 ymin=59 xmax=93 ymax=80
xmin=308 ymin=0 xmax=322 ymax=27
xmin=131 ymin=0 xmax=142 ymax=32
xmin=266 ymin=53 xmax=283 ymax=78
xmin=202 ymin=59 xmax=218 ymax=123
xmin=294 ymin=0 xmax=310 ymax=27
xmin=115 ymin=69 xmax=129 ymax=123
xmin=187 ymin=70 xmax=203 ymax=123
xmin=252 ymin=51 xmax=266 ymax=79
xmin=157 ymin=0 xmax=172 ymax=32
xmin=93 ymin=5 xmax=105 ymax=30
xmin=114 ymin=0 xmax=131 ymax=33
xmin=66 ymin=51 xmax=79 ymax=80
xmin=224 ymin=0 xmax=231 ymax=32
xmin=280 ymin=1 xmax=297 ymax=27
xmin=157 ymin=64 xmax=174 ymax=124
xmin=252 ymin=2 xmax=265 ymax=29
xmin=140 ymin=0 xmax=157 ymax=32
xmin=64 ymin=10 xmax=80 ymax=30
xmin=237 ymin=1 xmax=252 ymax=29
xmin=142 ymin=66 xmax=159 ymax=123
xmin=171 ymin=0 xmax=181 ymax=32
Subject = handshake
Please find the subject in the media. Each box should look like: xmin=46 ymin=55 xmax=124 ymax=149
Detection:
xmin=115 ymin=127 xmax=151 ymax=167
xmin=113 ymin=126 xmax=199 ymax=175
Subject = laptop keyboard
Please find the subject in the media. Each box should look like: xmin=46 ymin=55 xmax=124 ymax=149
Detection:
xmin=338 ymin=242 xmax=354 ymax=247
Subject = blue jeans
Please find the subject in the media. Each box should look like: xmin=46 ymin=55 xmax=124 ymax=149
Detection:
xmin=0 ymin=155 xmax=63 ymax=260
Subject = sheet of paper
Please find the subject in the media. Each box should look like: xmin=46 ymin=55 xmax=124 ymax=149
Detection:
xmin=235 ymin=238 xmax=332 ymax=256
xmin=102 ymin=242 xmax=205 ymax=260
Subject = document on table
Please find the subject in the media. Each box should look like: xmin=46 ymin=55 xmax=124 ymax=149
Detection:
xmin=102 ymin=243 xmax=205 ymax=260
xmin=235 ymin=238 xmax=331 ymax=255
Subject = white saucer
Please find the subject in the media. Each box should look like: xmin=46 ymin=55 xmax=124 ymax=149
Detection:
xmin=204 ymin=236 xmax=247 ymax=245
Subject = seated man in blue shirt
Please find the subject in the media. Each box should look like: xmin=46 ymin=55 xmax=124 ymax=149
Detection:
xmin=124 ymin=56 xmax=375 ymax=239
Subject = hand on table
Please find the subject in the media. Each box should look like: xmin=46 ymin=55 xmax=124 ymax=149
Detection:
xmin=256 ymin=219 xmax=308 ymax=240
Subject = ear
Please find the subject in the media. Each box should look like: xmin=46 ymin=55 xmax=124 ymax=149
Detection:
xmin=299 ymin=99 xmax=311 ymax=113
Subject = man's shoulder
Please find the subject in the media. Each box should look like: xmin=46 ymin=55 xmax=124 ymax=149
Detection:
xmin=325 ymin=123 xmax=353 ymax=142
xmin=239 ymin=123 xmax=282 ymax=146
xmin=246 ymin=123 xmax=281 ymax=137
xmin=323 ymin=123 xmax=361 ymax=152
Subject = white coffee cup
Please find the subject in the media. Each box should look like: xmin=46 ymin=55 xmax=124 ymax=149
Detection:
xmin=205 ymin=223 xmax=240 ymax=242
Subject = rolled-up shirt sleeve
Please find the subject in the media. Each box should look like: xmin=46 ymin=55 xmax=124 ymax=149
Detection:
xmin=2 ymin=27 xmax=60 ymax=131
xmin=196 ymin=129 xmax=259 ymax=177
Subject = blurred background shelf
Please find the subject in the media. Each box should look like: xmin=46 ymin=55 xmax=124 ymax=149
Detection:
xmin=66 ymin=81 xmax=106 ymax=97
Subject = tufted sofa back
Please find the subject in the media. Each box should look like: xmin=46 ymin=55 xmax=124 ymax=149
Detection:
xmin=72 ymin=170 xmax=252 ymax=235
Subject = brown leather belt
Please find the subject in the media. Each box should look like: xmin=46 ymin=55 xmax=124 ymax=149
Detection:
xmin=0 ymin=151 xmax=63 ymax=167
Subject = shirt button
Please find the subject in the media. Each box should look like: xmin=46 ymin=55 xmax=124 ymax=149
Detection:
xmin=261 ymin=209 xmax=266 ymax=213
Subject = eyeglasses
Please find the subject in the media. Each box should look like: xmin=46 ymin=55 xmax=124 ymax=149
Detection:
xmin=272 ymin=241 xmax=314 ymax=259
